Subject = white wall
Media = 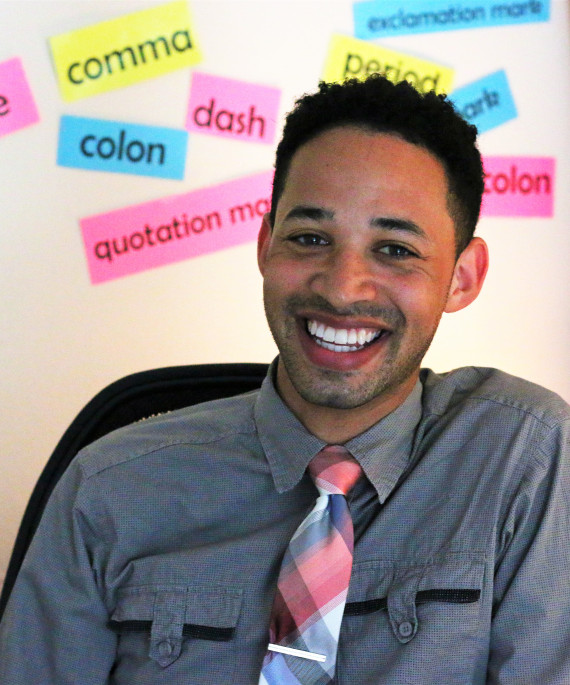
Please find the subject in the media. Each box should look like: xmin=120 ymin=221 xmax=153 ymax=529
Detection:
xmin=1 ymin=0 xmax=569 ymax=584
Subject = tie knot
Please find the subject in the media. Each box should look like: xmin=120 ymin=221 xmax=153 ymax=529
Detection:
xmin=308 ymin=445 xmax=363 ymax=496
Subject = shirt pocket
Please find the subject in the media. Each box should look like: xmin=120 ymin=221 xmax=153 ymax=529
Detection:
xmin=340 ymin=554 xmax=486 ymax=684
xmin=109 ymin=583 xmax=243 ymax=683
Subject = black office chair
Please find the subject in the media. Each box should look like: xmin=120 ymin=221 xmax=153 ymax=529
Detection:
xmin=0 ymin=362 xmax=269 ymax=619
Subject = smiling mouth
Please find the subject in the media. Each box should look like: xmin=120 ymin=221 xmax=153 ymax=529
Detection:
xmin=306 ymin=319 xmax=385 ymax=353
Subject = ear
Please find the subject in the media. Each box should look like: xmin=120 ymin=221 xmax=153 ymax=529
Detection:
xmin=444 ymin=237 xmax=489 ymax=313
xmin=257 ymin=213 xmax=272 ymax=276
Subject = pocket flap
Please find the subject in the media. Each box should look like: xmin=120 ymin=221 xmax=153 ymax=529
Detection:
xmin=417 ymin=554 xmax=485 ymax=592
xmin=184 ymin=585 xmax=243 ymax=629
xmin=110 ymin=584 xmax=243 ymax=667
xmin=346 ymin=554 xmax=485 ymax=645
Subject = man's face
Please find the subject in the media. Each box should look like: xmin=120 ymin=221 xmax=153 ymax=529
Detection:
xmin=258 ymin=126 xmax=468 ymax=424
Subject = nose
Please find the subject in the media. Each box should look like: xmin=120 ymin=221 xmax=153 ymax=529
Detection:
xmin=308 ymin=247 xmax=379 ymax=307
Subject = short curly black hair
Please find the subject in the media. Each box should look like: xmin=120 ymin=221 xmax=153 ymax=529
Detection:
xmin=270 ymin=75 xmax=483 ymax=256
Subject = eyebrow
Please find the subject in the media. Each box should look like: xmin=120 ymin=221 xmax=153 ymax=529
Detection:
xmin=370 ymin=216 xmax=428 ymax=240
xmin=283 ymin=205 xmax=335 ymax=222
xmin=283 ymin=205 xmax=428 ymax=241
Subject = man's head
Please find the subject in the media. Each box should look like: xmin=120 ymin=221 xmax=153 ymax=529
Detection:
xmin=270 ymin=74 xmax=484 ymax=257
xmin=259 ymin=76 xmax=488 ymax=442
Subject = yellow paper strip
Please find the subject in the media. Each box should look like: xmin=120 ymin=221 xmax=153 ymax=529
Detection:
xmin=50 ymin=1 xmax=202 ymax=102
xmin=323 ymin=34 xmax=453 ymax=94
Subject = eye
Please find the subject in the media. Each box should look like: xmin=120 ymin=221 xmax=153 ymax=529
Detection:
xmin=377 ymin=243 xmax=418 ymax=258
xmin=288 ymin=233 xmax=330 ymax=247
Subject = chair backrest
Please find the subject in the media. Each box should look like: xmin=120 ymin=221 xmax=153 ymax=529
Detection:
xmin=0 ymin=362 xmax=269 ymax=619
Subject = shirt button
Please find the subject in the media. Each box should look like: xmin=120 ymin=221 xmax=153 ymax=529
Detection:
xmin=158 ymin=640 xmax=173 ymax=657
xmin=398 ymin=621 xmax=413 ymax=638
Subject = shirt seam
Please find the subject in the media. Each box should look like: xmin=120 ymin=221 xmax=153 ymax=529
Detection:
xmin=424 ymin=394 xmax=569 ymax=431
xmin=79 ymin=426 xmax=257 ymax=481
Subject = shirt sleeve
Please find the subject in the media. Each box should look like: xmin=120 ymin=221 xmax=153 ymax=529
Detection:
xmin=488 ymin=417 xmax=570 ymax=684
xmin=0 ymin=458 xmax=117 ymax=684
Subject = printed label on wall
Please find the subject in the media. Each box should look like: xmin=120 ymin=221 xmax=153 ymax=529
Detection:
xmin=450 ymin=70 xmax=517 ymax=134
xmin=186 ymin=72 xmax=281 ymax=145
xmin=323 ymin=34 xmax=454 ymax=94
xmin=49 ymin=0 xmax=202 ymax=102
xmin=81 ymin=170 xmax=273 ymax=284
xmin=481 ymin=156 xmax=555 ymax=217
xmin=57 ymin=115 xmax=188 ymax=179
xmin=354 ymin=0 xmax=550 ymax=39
xmin=0 ymin=57 xmax=39 ymax=137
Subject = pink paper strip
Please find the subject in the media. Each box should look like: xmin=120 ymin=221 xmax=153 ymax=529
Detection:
xmin=481 ymin=156 xmax=555 ymax=217
xmin=186 ymin=72 xmax=280 ymax=144
xmin=81 ymin=170 xmax=273 ymax=284
xmin=0 ymin=57 xmax=40 ymax=137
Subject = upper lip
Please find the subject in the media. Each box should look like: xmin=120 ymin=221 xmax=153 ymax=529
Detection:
xmin=299 ymin=312 xmax=390 ymax=334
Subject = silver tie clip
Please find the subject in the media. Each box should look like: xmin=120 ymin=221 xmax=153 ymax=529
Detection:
xmin=267 ymin=643 xmax=326 ymax=662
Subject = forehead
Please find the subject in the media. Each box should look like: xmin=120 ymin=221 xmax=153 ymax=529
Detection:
xmin=276 ymin=126 xmax=453 ymax=229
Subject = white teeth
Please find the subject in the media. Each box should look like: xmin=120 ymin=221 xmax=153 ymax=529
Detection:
xmin=323 ymin=326 xmax=336 ymax=343
xmin=335 ymin=329 xmax=348 ymax=345
xmin=307 ymin=319 xmax=382 ymax=352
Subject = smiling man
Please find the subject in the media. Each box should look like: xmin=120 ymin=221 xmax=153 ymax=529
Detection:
xmin=259 ymin=124 xmax=487 ymax=443
xmin=1 ymin=75 xmax=569 ymax=685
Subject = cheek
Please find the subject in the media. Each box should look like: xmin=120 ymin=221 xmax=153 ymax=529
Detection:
xmin=264 ymin=258 xmax=310 ymax=296
xmin=262 ymin=267 xmax=296 ymax=313
xmin=387 ymin=275 xmax=450 ymax=325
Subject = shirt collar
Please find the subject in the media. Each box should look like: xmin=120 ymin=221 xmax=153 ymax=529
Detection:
xmin=254 ymin=359 xmax=423 ymax=502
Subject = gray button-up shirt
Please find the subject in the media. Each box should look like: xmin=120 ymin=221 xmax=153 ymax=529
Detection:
xmin=1 ymin=364 xmax=569 ymax=683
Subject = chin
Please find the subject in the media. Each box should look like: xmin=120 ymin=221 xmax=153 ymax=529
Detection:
xmin=291 ymin=373 xmax=386 ymax=411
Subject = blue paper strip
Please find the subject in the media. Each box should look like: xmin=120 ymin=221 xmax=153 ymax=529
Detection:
xmin=354 ymin=0 xmax=550 ymax=39
xmin=57 ymin=115 xmax=188 ymax=179
xmin=450 ymin=70 xmax=517 ymax=134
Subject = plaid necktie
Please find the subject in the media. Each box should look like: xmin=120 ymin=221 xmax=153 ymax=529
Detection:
xmin=260 ymin=445 xmax=363 ymax=685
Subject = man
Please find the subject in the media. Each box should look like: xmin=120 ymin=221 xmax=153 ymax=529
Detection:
xmin=1 ymin=75 xmax=569 ymax=683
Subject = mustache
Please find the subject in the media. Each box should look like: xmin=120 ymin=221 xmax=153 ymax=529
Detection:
xmin=283 ymin=294 xmax=405 ymax=328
